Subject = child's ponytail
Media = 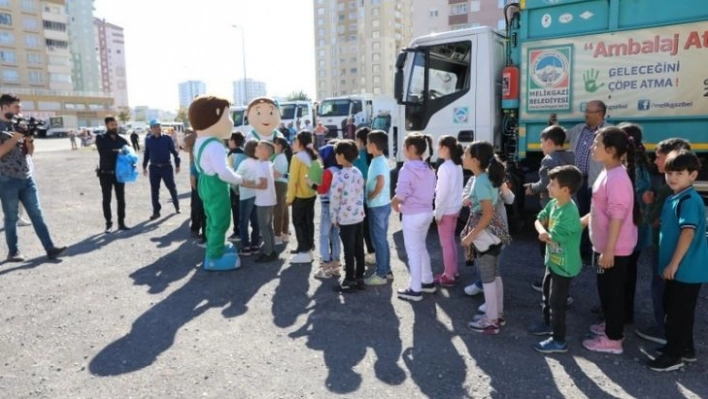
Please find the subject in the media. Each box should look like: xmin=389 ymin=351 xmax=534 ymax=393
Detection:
xmin=466 ymin=140 xmax=506 ymax=188
xmin=439 ymin=135 xmax=463 ymax=165
xmin=295 ymin=130 xmax=319 ymax=161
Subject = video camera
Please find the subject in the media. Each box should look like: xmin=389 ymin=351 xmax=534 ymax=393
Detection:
xmin=3 ymin=113 xmax=46 ymax=137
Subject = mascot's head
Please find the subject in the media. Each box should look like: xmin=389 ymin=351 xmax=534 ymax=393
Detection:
xmin=247 ymin=97 xmax=281 ymax=136
xmin=188 ymin=95 xmax=232 ymax=138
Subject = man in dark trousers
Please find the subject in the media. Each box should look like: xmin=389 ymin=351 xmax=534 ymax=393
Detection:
xmin=96 ymin=116 xmax=130 ymax=233
xmin=129 ymin=129 xmax=140 ymax=151
xmin=143 ymin=119 xmax=181 ymax=220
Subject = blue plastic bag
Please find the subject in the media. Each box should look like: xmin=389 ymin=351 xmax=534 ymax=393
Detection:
xmin=116 ymin=145 xmax=139 ymax=183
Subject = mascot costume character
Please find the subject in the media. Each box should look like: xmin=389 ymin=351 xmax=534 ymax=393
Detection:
xmin=189 ymin=95 xmax=244 ymax=271
xmin=245 ymin=97 xmax=285 ymax=143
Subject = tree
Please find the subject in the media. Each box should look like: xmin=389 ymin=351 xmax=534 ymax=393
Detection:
xmin=286 ymin=90 xmax=311 ymax=101
xmin=117 ymin=108 xmax=131 ymax=124
xmin=175 ymin=107 xmax=189 ymax=126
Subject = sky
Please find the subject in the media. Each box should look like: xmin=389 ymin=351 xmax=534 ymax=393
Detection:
xmin=94 ymin=0 xmax=317 ymax=111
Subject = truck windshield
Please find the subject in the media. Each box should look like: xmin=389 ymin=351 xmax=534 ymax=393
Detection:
xmin=372 ymin=114 xmax=391 ymax=132
xmin=232 ymin=110 xmax=244 ymax=126
xmin=406 ymin=41 xmax=471 ymax=104
xmin=318 ymin=100 xmax=351 ymax=117
xmin=280 ymin=104 xmax=297 ymax=120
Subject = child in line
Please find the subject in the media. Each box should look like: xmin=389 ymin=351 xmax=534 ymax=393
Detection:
xmin=235 ymin=140 xmax=260 ymax=256
xmin=227 ymin=132 xmax=246 ymax=241
xmin=364 ymin=130 xmax=392 ymax=286
xmin=463 ymin=180 xmax=515 ymax=297
xmin=184 ymin=132 xmax=206 ymax=246
xmin=273 ymin=137 xmax=292 ymax=245
xmin=330 ymin=140 xmax=367 ymax=292
xmin=617 ymin=123 xmax=653 ymax=326
xmin=352 ymin=127 xmax=376 ymax=265
xmin=433 ymin=135 xmax=464 ymax=286
xmin=393 ymin=134 xmax=437 ymax=301
xmin=524 ymin=125 xmax=575 ymax=293
xmin=529 ymin=165 xmax=583 ymax=354
xmin=648 ymin=150 xmax=708 ymax=372
xmin=314 ymin=142 xmax=342 ymax=278
xmin=581 ymin=127 xmax=638 ymax=354
xmin=287 ymin=131 xmax=319 ymax=263
xmin=635 ymin=138 xmax=692 ymax=345
xmin=240 ymin=141 xmax=278 ymax=263
xmin=461 ymin=141 xmax=510 ymax=334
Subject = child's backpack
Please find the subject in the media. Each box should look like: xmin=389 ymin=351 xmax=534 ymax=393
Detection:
xmin=307 ymin=157 xmax=324 ymax=186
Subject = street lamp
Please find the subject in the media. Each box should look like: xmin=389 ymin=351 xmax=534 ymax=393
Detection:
xmin=231 ymin=25 xmax=247 ymax=106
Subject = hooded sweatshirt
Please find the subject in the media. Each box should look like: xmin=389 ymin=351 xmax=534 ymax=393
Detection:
xmin=530 ymin=149 xmax=576 ymax=207
xmin=286 ymin=151 xmax=316 ymax=203
xmin=395 ymin=159 xmax=436 ymax=215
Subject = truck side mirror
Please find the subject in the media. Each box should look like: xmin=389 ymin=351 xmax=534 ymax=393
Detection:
xmin=394 ymin=51 xmax=407 ymax=104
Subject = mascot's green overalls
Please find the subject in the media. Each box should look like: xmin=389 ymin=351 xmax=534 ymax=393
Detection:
xmin=195 ymin=137 xmax=236 ymax=267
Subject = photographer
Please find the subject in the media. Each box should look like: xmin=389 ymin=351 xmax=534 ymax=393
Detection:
xmin=0 ymin=94 xmax=67 ymax=262
xmin=96 ymin=116 xmax=130 ymax=233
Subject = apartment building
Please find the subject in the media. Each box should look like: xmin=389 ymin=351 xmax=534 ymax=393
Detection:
xmin=66 ymin=0 xmax=99 ymax=93
xmin=178 ymin=80 xmax=206 ymax=109
xmin=0 ymin=0 xmax=113 ymax=127
xmin=94 ymin=17 xmax=129 ymax=109
xmin=313 ymin=0 xmax=412 ymax=100
xmin=232 ymin=78 xmax=267 ymax=106
xmin=412 ymin=0 xmax=512 ymax=37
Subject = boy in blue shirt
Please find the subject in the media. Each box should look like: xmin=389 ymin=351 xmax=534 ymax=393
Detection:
xmin=648 ymin=150 xmax=708 ymax=372
xmin=364 ymin=130 xmax=392 ymax=285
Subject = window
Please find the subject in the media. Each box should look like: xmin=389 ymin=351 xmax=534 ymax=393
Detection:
xmin=372 ymin=31 xmax=380 ymax=39
xmin=340 ymin=68 xmax=346 ymax=75
xmin=46 ymin=39 xmax=69 ymax=48
xmin=348 ymin=11 xmax=356 ymax=20
xmin=43 ymin=20 xmax=67 ymax=31
xmin=469 ymin=1 xmax=481 ymax=12
xmin=372 ymin=20 xmax=379 ymax=28
xmin=2 ymin=69 xmax=19 ymax=82
xmin=21 ymin=0 xmax=35 ymax=12
xmin=317 ymin=7 xmax=324 ymax=15
xmin=23 ymin=17 xmax=39 ymax=31
xmin=50 ymin=73 xmax=72 ymax=83
xmin=372 ymin=7 xmax=379 ymax=17
xmin=38 ymin=101 xmax=61 ymax=111
xmin=25 ymin=35 xmax=40 ymax=48
xmin=89 ymin=104 xmax=106 ymax=110
xmin=450 ymin=3 xmax=468 ymax=15
xmin=429 ymin=9 xmax=438 ymax=17
xmin=372 ymin=64 xmax=381 ymax=74
xmin=497 ymin=19 xmax=506 ymax=29
xmin=372 ymin=0 xmax=380 ymax=4
xmin=372 ymin=41 xmax=380 ymax=51
xmin=350 ymin=67 xmax=357 ymax=74
xmin=28 ymin=70 xmax=43 ymax=84
xmin=0 ymin=12 xmax=11 ymax=26
xmin=405 ymin=40 xmax=472 ymax=105
xmin=48 ymin=55 xmax=69 ymax=66
xmin=372 ymin=53 xmax=380 ymax=62
xmin=498 ymin=0 xmax=508 ymax=7
xmin=26 ymin=52 xmax=42 ymax=65
xmin=0 ymin=49 xmax=16 ymax=64
xmin=0 ymin=0 xmax=9 ymax=6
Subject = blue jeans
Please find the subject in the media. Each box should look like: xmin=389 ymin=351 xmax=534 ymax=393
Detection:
xmin=368 ymin=204 xmax=391 ymax=276
xmin=319 ymin=202 xmax=340 ymax=262
xmin=238 ymin=197 xmax=259 ymax=248
xmin=0 ymin=175 xmax=55 ymax=255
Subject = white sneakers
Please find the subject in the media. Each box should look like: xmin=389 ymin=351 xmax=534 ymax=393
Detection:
xmin=464 ymin=283 xmax=484 ymax=296
xmin=291 ymin=251 xmax=314 ymax=264
xmin=17 ymin=218 xmax=32 ymax=227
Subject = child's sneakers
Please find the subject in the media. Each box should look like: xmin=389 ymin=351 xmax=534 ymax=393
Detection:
xmin=274 ymin=236 xmax=283 ymax=246
xmin=421 ymin=282 xmax=436 ymax=294
xmin=534 ymin=338 xmax=568 ymax=354
xmin=528 ymin=322 xmax=553 ymax=336
xmin=364 ymin=274 xmax=388 ymax=286
xmin=397 ymin=288 xmax=422 ymax=302
xmin=314 ymin=261 xmax=341 ymax=279
xmin=647 ymin=354 xmax=684 ymax=372
xmin=291 ymin=251 xmax=314 ymax=264
xmin=582 ymin=335 xmax=623 ymax=354
xmin=467 ymin=316 xmax=500 ymax=335
xmin=464 ymin=283 xmax=483 ymax=296
xmin=434 ymin=274 xmax=456 ymax=287
xmin=472 ymin=313 xmax=506 ymax=326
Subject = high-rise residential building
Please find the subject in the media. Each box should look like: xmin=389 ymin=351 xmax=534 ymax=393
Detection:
xmin=412 ymin=0 xmax=511 ymax=37
xmin=313 ymin=0 xmax=412 ymax=100
xmin=232 ymin=78 xmax=266 ymax=106
xmin=66 ymin=0 xmax=99 ymax=93
xmin=0 ymin=0 xmax=113 ymax=127
xmin=178 ymin=80 xmax=206 ymax=109
xmin=94 ymin=18 xmax=129 ymax=109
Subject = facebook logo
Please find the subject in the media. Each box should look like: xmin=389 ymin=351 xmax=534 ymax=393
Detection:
xmin=579 ymin=102 xmax=587 ymax=112
xmin=638 ymin=100 xmax=651 ymax=111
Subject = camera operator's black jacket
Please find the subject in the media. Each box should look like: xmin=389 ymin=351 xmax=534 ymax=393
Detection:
xmin=96 ymin=133 xmax=128 ymax=172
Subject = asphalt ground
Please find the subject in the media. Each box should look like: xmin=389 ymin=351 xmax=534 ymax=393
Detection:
xmin=0 ymin=143 xmax=706 ymax=398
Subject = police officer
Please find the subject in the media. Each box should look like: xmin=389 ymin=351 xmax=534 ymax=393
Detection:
xmin=142 ymin=119 xmax=181 ymax=220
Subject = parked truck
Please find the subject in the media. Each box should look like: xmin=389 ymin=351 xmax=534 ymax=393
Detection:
xmin=392 ymin=0 xmax=708 ymax=188
xmin=318 ymin=94 xmax=398 ymax=138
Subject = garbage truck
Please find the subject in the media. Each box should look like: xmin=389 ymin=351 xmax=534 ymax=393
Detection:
xmin=392 ymin=0 xmax=708 ymax=222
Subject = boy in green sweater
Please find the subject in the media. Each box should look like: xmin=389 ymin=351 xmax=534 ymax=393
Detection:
xmin=634 ymin=138 xmax=692 ymax=345
xmin=529 ymin=165 xmax=584 ymax=354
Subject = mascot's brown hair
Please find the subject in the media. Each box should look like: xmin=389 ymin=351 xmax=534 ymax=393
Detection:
xmin=189 ymin=95 xmax=231 ymax=132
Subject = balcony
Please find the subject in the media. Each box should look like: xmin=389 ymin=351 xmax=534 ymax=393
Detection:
xmin=0 ymin=87 xmax=113 ymax=99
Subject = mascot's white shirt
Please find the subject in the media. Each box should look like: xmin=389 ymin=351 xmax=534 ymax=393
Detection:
xmin=194 ymin=137 xmax=243 ymax=185
xmin=245 ymin=129 xmax=282 ymax=142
